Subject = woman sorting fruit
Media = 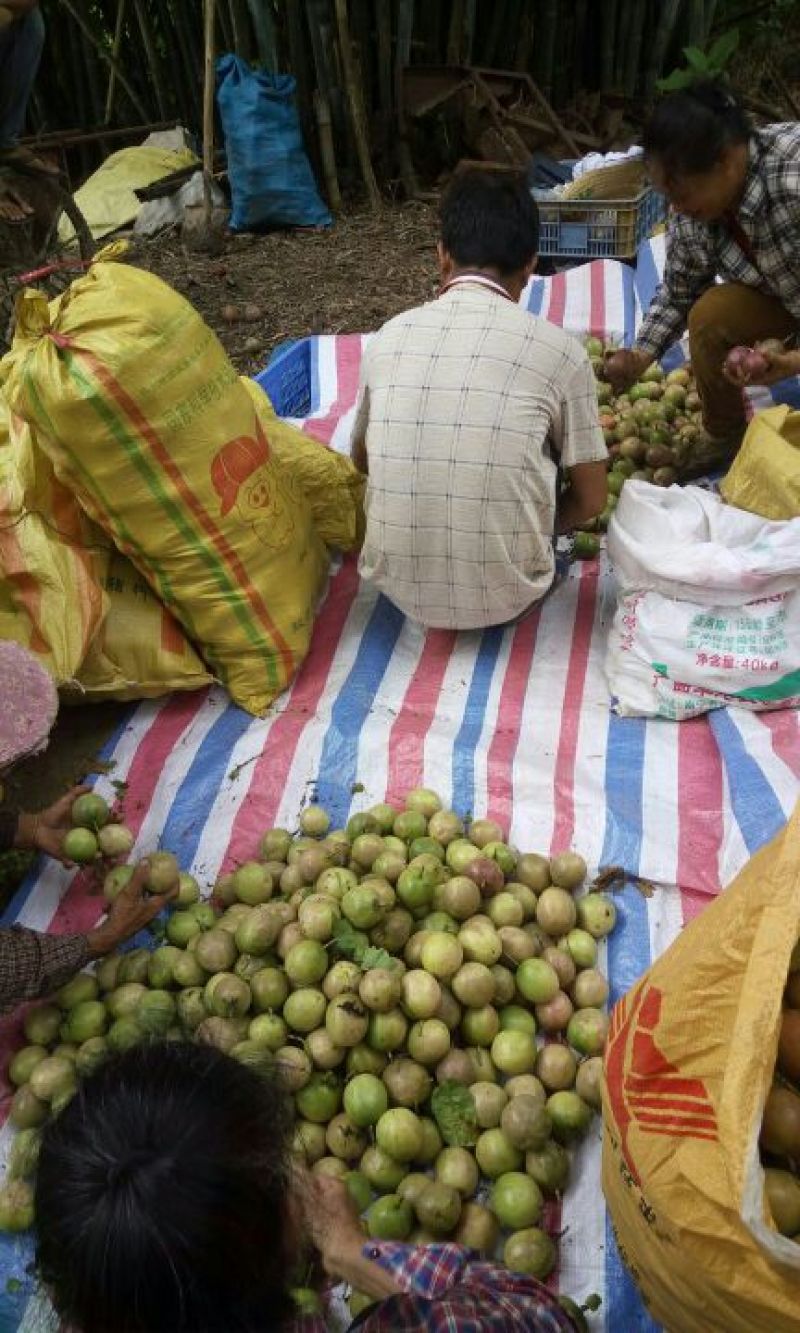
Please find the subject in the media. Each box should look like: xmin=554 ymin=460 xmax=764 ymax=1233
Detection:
xmin=605 ymin=80 xmax=800 ymax=458
xmin=0 ymin=844 xmax=177 ymax=1012
xmin=33 ymin=1040 xmax=582 ymax=1332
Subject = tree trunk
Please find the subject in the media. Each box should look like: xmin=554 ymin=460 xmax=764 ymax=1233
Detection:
xmin=395 ymin=0 xmax=418 ymax=198
xmin=446 ymin=0 xmax=466 ymax=64
xmin=686 ymin=0 xmax=706 ymax=46
xmin=334 ymin=0 xmax=382 ymax=209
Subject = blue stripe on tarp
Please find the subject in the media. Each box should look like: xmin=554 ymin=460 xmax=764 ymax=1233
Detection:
xmin=771 ymin=376 xmax=800 ymax=409
xmin=526 ymin=278 xmax=546 ymax=318
xmin=600 ymin=712 xmax=662 ymax=1333
xmin=309 ymin=335 xmax=321 ymax=413
xmin=709 ymin=709 xmax=788 ymax=854
xmin=157 ymin=703 xmax=254 ymax=870
xmin=0 ymin=1236 xmax=35 ymax=1331
xmin=314 ymin=594 xmax=405 ymax=827
xmin=451 ymin=627 xmax=504 ymax=820
xmin=0 ymin=705 xmax=137 ymax=928
xmin=622 ymin=262 xmax=637 ymax=350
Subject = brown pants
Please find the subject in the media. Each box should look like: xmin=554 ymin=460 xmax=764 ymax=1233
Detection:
xmin=687 ymin=282 xmax=798 ymax=442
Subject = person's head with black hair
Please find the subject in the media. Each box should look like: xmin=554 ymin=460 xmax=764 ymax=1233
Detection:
xmin=35 ymin=1042 xmax=297 ymax=1333
xmin=643 ymin=79 xmax=752 ymax=221
xmin=438 ymin=168 xmax=539 ymax=299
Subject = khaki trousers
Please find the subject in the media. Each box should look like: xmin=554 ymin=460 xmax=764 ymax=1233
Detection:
xmin=687 ymin=282 xmax=798 ymax=442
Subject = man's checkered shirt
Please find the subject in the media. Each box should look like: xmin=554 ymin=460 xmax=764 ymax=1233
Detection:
xmin=352 ymin=283 xmax=607 ymax=629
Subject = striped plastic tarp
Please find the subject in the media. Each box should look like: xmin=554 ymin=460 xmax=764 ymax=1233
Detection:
xmin=1 ymin=240 xmax=799 ymax=1333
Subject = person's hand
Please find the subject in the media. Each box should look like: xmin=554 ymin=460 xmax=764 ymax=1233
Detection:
xmin=298 ymin=1172 xmax=366 ymax=1278
xmin=723 ymin=341 xmax=800 ymax=388
xmin=86 ymin=860 xmax=179 ymax=958
xmin=14 ymin=785 xmax=91 ymax=866
xmin=603 ymin=347 xmax=652 ymax=394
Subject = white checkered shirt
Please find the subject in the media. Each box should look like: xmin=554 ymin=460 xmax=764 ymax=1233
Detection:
xmin=637 ymin=123 xmax=800 ymax=360
xmin=352 ymin=283 xmax=607 ymax=629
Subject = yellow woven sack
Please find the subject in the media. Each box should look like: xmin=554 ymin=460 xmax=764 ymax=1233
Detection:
xmin=72 ymin=544 xmax=214 ymax=702
xmin=0 ymin=400 xmax=107 ymax=682
xmin=721 ymin=404 xmax=800 ymax=520
xmin=603 ymin=804 xmax=800 ymax=1333
xmin=241 ymin=377 xmax=365 ymax=550
xmin=0 ymin=257 xmax=328 ymax=715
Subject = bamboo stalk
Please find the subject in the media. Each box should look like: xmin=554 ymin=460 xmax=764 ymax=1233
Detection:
xmin=285 ymin=0 xmax=318 ymax=176
xmin=623 ymin=0 xmax=648 ymax=98
xmin=537 ymin=0 xmax=558 ymax=99
xmin=133 ymin=0 xmax=168 ymax=119
xmin=104 ymin=0 xmax=128 ymax=125
xmin=703 ymin=0 xmax=719 ymax=40
xmin=447 ymin=0 xmax=466 ymax=64
xmin=172 ymin=0 xmax=204 ymax=125
xmin=227 ymin=0 xmax=253 ymax=56
xmin=245 ymin=0 xmax=278 ymax=70
xmin=572 ymin=0 xmax=587 ymax=100
xmin=395 ymin=0 xmax=418 ymax=198
xmin=686 ymin=0 xmax=706 ymax=46
xmin=203 ymin=0 xmax=216 ymax=223
xmin=514 ymin=0 xmax=534 ymax=74
xmin=59 ymin=0 xmax=151 ymax=122
xmin=377 ymin=0 xmax=392 ymax=115
xmin=615 ymin=0 xmax=634 ymax=89
xmin=314 ymin=90 xmax=341 ymax=210
xmin=645 ymin=0 xmax=684 ymax=100
xmin=600 ymin=0 xmax=619 ymax=93
xmin=484 ymin=0 xmax=509 ymax=68
xmin=334 ymin=0 xmax=381 ymax=209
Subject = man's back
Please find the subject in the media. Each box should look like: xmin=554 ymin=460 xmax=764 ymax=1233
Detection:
xmin=355 ymin=280 xmax=606 ymax=629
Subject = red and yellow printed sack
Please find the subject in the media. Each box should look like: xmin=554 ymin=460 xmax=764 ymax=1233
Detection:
xmin=603 ymin=804 xmax=800 ymax=1333
xmin=0 ymin=399 xmax=107 ymax=682
xmin=240 ymin=377 xmax=365 ymax=551
xmin=0 ymin=251 xmax=328 ymax=714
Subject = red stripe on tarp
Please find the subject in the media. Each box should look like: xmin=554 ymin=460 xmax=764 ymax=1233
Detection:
xmin=589 ymin=261 xmax=606 ymax=341
xmin=221 ymin=558 xmax=361 ymax=872
xmin=677 ymin=716 xmax=724 ymax=921
xmin=545 ymin=271 xmax=567 ymax=327
xmin=385 ymin=631 xmax=457 ymax=806
xmin=486 ymin=612 xmax=541 ymax=833
xmin=302 ymin=336 xmax=363 ymax=447
xmin=760 ymin=711 xmax=800 ymax=780
xmin=551 ymin=564 xmax=600 ymax=851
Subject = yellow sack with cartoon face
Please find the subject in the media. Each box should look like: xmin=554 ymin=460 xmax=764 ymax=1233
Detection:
xmin=240 ymin=377 xmax=365 ymax=551
xmin=603 ymin=804 xmax=800 ymax=1333
xmin=1 ymin=255 xmax=328 ymax=714
xmin=0 ymin=400 xmax=107 ymax=683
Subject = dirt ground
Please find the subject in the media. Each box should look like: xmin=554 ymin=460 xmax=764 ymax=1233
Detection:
xmin=135 ymin=199 xmax=441 ymax=372
xmin=6 ymin=202 xmax=441 ymax=860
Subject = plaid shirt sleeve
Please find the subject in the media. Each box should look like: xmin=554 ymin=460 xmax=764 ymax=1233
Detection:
xmin=351 ymin=1242 xmax=579 ymax=1332
xmin=635 ymin=213 xmax=717 ymax=362
xmin=0 ymin=927 xmax=89 ymax=1014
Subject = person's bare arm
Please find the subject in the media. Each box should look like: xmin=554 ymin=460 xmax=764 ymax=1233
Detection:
xmin=350 ymin=383 xmax=370 ymax=476
xmin=300 ymin=1174 xmax=401 ymax=1301
xmin=557 ymin=461 xmax=608 ymax=534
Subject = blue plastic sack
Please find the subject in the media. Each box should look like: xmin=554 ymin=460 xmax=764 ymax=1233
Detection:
xmin=216 ymin=54 xmax=332 ymax=231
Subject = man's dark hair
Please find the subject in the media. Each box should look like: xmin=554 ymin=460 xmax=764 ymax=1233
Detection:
xmin=440 ymin=169 xmax=539 ymax=275
xmin=643 ymin=79 xmax=751 ymax=178
xmin=35 ymin=1042 xmax=296 ymax=1333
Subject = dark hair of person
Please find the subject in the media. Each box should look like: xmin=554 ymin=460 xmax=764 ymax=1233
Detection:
xmin=643 ymin=79 xmax=751 ymax=178
xmin=440 ymin=168 xmax=540 ymax=275
xmin=35 ymin=1041 xmax=297 ymax=1333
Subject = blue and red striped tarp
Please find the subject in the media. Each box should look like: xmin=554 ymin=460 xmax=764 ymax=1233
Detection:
xmin=1 ymin=239 xmax=798 ymax=1333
